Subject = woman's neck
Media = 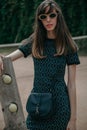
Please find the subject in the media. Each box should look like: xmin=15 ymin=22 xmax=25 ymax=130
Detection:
xmin=47 ymin=31 xmax=55 ymax=39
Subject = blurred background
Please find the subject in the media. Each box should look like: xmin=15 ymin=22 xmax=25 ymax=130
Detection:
xmin=0 ymin=0 xmax=87 ymax=43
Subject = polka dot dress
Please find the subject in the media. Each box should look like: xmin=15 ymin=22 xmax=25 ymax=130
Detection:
xmin=19 ymin=38 xmax=80 ymax=130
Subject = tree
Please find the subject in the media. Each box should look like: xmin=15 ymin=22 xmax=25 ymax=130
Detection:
xmin=0 ymin=0 xmax=87 ymax=43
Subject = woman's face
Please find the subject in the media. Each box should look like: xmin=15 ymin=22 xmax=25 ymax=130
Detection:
xmin=39 ymin=7 xmax=58 ymax=33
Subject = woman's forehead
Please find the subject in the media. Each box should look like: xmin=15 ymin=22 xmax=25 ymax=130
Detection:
xmin=40 ymin=6 xmax=56 ymax=14
xmin=45 ymin=6 xmax=54 ymax=13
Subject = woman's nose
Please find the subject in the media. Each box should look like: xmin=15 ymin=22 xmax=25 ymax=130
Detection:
xmin=46 ymin=16 xmax=51 ymax=22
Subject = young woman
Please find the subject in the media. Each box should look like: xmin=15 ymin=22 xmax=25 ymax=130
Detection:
xmin=0 ymin=0 xmax=80 ymax=130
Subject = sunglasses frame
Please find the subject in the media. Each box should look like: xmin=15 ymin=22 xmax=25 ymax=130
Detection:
xmin=38 ymin=12 xmax=58 ymax=21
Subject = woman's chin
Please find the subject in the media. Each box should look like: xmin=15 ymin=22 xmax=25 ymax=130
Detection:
xmin=46 ymin=28 xmax=55 ymax=32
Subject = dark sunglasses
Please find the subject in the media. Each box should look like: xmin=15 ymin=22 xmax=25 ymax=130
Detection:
xmin=39 ymin=12 xmax=58 ymax=20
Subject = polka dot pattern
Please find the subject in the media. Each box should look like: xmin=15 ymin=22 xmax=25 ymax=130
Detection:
xmin=19 ymin=39 xmax=80 ymax=130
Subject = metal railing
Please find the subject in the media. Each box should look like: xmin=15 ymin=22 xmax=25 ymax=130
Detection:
xmin=0 ymin=43 xmax=21 ymax=48
xmin=72 ymin=35 xmax=87 ymax=40
xmin=0 ymin=35 xmax=87 ymax=48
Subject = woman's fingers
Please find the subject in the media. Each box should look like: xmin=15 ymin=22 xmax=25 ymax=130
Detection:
xmin=0 ymin=56 xmax=4 ymax=75
xmin=0 ymin=64 xmax=3 ymax=75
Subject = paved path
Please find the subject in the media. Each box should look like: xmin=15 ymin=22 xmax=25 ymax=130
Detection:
xmin=0 ymin=56 xmax=87 ymax=130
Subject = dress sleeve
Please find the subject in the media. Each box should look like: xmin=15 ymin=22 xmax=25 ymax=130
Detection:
xmin=18 ymin=38 xmax=32 ymax=58
xmin=66 ymin=51 xmax=80 ymax=65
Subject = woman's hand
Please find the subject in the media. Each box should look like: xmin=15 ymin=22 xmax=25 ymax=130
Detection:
xmin=0 ymin=49 xmax=24 ymax=75
xmin=0 ymin=55 xmax=4 ymax=75
xmin=66 ymin=119 xmax=76 ymax=130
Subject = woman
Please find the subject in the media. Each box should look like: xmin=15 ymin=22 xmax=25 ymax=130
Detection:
xmin=0 ymin=0 xmax=80 ymax=130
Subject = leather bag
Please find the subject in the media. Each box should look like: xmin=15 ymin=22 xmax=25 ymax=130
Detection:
xmin=26 ymin=92 xmax=53 ymax=120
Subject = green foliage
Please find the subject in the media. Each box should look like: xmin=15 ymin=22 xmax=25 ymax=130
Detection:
xmin=0 ymin=0 xmax=87 ymax=43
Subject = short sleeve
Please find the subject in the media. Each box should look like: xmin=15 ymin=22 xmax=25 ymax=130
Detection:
xmin=66 ymin=52 xmax=80 ymax=65
xmin=18 ymin=39 xmax=32 ymax=58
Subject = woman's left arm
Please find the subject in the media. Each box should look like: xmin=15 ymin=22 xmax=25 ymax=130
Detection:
xmin=66 ymin=64 xmax=77 ymax=130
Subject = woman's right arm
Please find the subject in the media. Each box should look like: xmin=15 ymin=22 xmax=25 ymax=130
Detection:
xmin=0 ymin=34 xmax=33 ymax=73
xmin=5 ymin=49 xmax=24 ymax=61
xmin=0 ymin=49 xmax=24 ymax=73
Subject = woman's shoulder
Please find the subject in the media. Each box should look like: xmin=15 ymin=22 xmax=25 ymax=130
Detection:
xmin=21 ymin=33 xmax=34 ymax=45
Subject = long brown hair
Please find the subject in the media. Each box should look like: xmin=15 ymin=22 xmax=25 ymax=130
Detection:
xmin=32 ymin=0 xmax=77 ymax=58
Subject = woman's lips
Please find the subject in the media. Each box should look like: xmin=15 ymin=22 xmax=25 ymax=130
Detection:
xmin=46 ymin=24 xmax=53 ymax=28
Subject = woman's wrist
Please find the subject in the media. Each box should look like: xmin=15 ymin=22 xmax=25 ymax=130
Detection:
xmin=70 ymin=117 xmax=77 ymax=121
xmin=0 ymin=54 xmax=5 ymax=58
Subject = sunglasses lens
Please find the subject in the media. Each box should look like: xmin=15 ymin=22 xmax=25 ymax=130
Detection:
xmin=50 ymin=13 xmax=57 ymax=18
xmin=39 ymin=13 xmax=57 ymax=20
xmin=40 ymin=15 xmax=46 ymax=20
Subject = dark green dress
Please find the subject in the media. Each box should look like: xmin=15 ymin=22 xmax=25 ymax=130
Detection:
xmin=19 ymin=38 xmax=80 ymax=130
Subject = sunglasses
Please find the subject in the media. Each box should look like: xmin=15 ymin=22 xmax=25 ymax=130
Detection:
xmin=39 ymin=12 xmax=58 ymax=20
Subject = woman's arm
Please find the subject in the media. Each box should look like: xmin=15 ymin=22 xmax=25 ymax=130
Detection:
xmin=0 ymin=35 xmax=33 ymax=74
xmin=0 ymin=49 xmax=24 ymax=74
xmin=66 ymin=64 xmax=77 ymax=130
xmin=67 ymin=64 xmax=77 ymax=120
xmin=5 ymin=49 xmax=24 ymax=61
